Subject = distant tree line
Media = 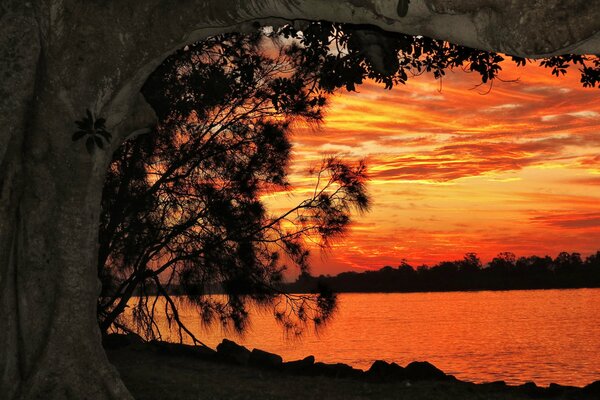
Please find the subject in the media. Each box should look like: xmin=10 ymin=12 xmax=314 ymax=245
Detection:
xmin=285 ymin=251 xmax=600 ymax=293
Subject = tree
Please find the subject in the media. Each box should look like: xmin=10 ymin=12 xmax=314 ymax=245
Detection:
xmin=3 ymin=2 xmax=600 ymax=399
xmin=96 ymin=32 xmax=360 ymax=340
xmin=585 ymin=251 xmax=600 ymax=269
xmin=554 ymin=252 xmax=583 ymax=273
xmin=96 ymin=33 xmax=372 ymax=339
xmin=489 ymin=252 xmax=517 ymax=271
xmin=458 ymin=253 xmax=482 ymax=274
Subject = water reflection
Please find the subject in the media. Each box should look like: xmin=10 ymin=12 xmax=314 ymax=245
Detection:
xmin=124 ymin=288 xmax=600 ymax=386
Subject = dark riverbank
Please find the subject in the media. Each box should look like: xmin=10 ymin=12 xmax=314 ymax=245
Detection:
xmin=105 ymin=334 xmax=599 ymax=400
xmin=284 ymin=253 xmax=600 ymax=294
xmin=130 ymin=252 xmax=600 ymax=297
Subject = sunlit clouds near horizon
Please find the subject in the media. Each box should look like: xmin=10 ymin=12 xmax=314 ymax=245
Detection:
xmin=265 ymin=60 xmax=600 ymax=276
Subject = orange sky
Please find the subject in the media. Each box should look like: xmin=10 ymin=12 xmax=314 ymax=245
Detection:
xmin=265 ymin=61 xmax=600 ymax=276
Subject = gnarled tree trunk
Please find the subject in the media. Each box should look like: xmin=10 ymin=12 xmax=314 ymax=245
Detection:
xmin=0 ymin=4 xmax=134 ymax=397
xmin=1 ymin=0 xmax=599 ymax=399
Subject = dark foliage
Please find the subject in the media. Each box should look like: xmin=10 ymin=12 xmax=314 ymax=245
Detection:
xmin=72 ymin=109 xmax=111 ymax=153
xmin=287 ymin=251 xmax=600 ymax=293
xmin=97 ymin=31 xmax=369 ymax=343
xmin=274 ymin=22 xmax=600 ymax=92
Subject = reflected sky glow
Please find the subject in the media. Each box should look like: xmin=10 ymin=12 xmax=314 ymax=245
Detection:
xmin=132 ymin=290 xmax=600 ymax=387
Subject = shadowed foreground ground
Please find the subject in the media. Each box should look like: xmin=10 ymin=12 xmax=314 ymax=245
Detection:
xmin=106 ymin=340 xmax=598 ymax=400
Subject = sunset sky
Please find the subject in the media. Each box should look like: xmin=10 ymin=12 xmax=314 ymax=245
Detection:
xmin=265 ymin=61 xmax=600 ymax=276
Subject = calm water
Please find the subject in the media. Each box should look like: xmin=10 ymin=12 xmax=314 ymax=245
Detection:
xmin=128 ymin=289 xmax=600 ymax=386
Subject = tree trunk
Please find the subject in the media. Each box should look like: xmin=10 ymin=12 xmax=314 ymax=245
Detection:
xmin=0 ymin=3 xmax=135 ymax=398
xmin=1 ymin=140 xmax=133 ymax=399
xmin=1 ymin=0 xmax=600 ymax=399
xmin=0 ymin=13 xmax=133 ymax=400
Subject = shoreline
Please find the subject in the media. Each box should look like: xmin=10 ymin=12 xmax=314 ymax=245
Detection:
xmin=105 ymin=334 xmax=600 ymax=400
xmin=131 ymin=285 xmax=600 ymax=297
xmin=281 ymin=285 xmax=600 ymax=296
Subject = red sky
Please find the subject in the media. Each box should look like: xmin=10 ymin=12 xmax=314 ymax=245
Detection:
xmin=265 ymin=61 xmax=600 ymax=276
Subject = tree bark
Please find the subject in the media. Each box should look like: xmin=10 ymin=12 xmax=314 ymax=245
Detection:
xmin=0 ymin=3 xmax=133 ymax=397
xmin=1 ymin=1 xmax=599 ymax=399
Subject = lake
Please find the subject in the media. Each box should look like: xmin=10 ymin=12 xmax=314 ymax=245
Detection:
xmin=126 ymin=288 xmax=600 ymax=386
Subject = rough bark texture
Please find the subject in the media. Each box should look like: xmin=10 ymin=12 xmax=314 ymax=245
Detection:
xmin=1 ymin=2 xmax=40 ymax=399
xmin=1 ymin=1 xmax=599 ymax=399
xmin=422 ymin=0 xmax=600 ymax=56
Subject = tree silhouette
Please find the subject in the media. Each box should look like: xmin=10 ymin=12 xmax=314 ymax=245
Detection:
xmin=274 ymin=22 xmax=600 ymax=93
xmin=288 ymin=251 xmax=600 ymax=293
xmin=458 ymin=253 xmax=482 ymax=274
xmin=97 ymin=32 xmax=369 ymax=342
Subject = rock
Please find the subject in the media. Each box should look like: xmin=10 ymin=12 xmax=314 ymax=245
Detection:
xmin=520 ymin=382 xmax=537 ymax=390
xmin=151 ymin=341 xmax=216 ymax=360
xmin=404 ymin=361 xmax=447 ymax=381
xmin=190 ymin=345 xmax=217 ymax=359
xmin=478 ymin=380 xmax=507 ymax=392
xmin=248 ymin=348 xmax=283 ymax=370
xmin=283 ymin=355 xmax=315 ymax=374
xmin=546 ymin=383 xmax=565 ymax=395
xmin=216 ymin=339 xmax=251 ymax=365
xmin=312 ymin=362 xmax=363 ymax=379
xmin=518 ymin=381 xmax=545 ymax=397
xmin=102 ymin=333 xmax=144 ymax=349
xmin=581 ymin=380 xmax=600 ymax=398
xmin=366 ymin=360 xmax=406 ymax=382
xmin=485 ymin=380 xmax=507 ymax=387
xmin=545 ymin=382 xmax=579 ymax=398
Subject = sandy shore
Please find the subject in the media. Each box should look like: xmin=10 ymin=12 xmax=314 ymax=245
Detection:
xmin=105 ymin=337 xmax=599 ymax=400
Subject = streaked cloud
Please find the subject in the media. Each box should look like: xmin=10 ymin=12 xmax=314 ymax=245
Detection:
xmin=482 ymin=103 xmax=523 ymax=112
xmin=530 ymin=212 xmax=600 ymax=229
xmin=273 ymin=60 xmax=600 ymax=276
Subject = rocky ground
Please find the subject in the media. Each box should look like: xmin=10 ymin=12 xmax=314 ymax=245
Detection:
xmin=105 ymin=334 xmax=599 ymax=400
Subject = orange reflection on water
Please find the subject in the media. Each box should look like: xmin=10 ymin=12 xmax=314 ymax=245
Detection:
xmin=125 ymin=289 xmax=600 ymax=387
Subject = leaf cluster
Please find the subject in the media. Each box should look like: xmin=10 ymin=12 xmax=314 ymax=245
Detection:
xmin=275 ymin=21 xmax=600 ymax=92
xmin=72 ymin=109 xmax=111 ymax=153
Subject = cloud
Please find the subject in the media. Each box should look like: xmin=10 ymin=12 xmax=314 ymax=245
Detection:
xmin=530 ymin=212 xmax=600 ymax=229
xmin=363 ymin=136 xmax=586 ymax=182
xmin=522 ymin=86 xmax=572 ymax=94
xmin=409 ymin=91 xmax=445 ymax=102
xmin=541 ymin=114 xmax=560 ymax=122
xmin=578 ymin=155 xmax=600 ymax=167
xmin=282 ymin=60 xmax=600 ymax=275
xmin=562 ymin=176 xmax=600 ymax=186
xmin=515 ymin=192 xmax=600 ymax=207
xmin=482 ymin=103 xmax=523 ymax=113
xmin=568 ymin=110 xmax=600 ymax=119
xmin=541 ymin=110 xmax=600 ymax=122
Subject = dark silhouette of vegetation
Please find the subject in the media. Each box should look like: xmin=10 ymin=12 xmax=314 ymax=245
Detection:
xmin=72 ymin=109 xmax=112 ymax=153
xmin=287 ymin=251 xmax=600 ymax=293
xmin=98 ymin=23 xmax=600 ymax=343
xmin=272 ymin=22 xmax=600 ymax=92
xmin=97 ymin=31 xmax=370 ymax=342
